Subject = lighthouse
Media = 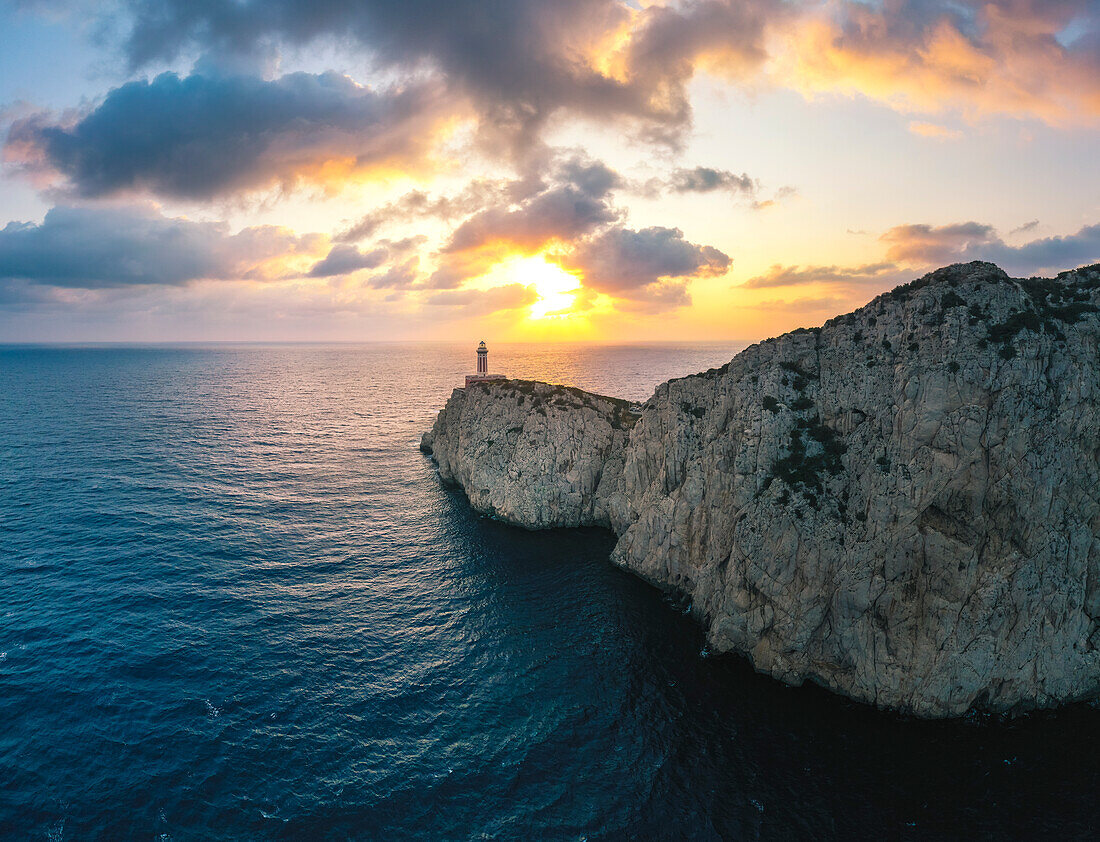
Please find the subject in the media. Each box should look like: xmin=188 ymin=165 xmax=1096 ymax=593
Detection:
xmin=465 ymin=340 xmax=506 ymax=388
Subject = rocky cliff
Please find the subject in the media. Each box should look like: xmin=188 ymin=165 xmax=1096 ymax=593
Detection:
xmin=422 ymin=379 xmax=637 ymax=529
xmin=422 ymin=262 xmax=1100 ymax=717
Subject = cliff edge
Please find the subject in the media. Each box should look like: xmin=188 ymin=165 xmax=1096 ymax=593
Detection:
xmin=422 ymin=261 xmax=1100 ymax=717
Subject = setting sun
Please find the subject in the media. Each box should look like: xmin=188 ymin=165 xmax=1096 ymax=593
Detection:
xmin=512 ymin=256 xmax=583 ymax=319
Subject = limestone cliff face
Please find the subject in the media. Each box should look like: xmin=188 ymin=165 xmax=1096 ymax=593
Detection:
xmin=421 ymin=379 xmax=636 ymax=529
xmin=423 ymin=262 xmax=1100 ymax=717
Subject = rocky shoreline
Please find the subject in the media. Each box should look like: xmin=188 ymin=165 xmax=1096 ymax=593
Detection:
xmin=422 ymin=262 xmax=1100 ymax=718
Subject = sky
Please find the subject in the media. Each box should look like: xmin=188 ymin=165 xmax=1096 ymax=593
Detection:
xmin=0 ymin=0 xmax=1098 ymax=343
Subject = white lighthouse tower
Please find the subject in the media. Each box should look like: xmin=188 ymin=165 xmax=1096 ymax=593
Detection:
xmin=465 ymin=340 xmax=506 ymax=388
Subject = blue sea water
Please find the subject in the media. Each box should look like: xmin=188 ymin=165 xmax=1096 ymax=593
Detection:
xmin=1 ymin=342 xmax=1098 ymax=841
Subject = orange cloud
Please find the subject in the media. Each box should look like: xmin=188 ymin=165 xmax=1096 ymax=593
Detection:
xmin=4 ymin=72 xmax=464 ymax=200
xmin=772 ymin=1 xmax=1100 ymax=126
xmin=423 ymin=283 xmax=538 ymax=314
xmin=742 ymin=261 xmax=901 ymax=289
xmin=908 ymin=121 xmax=963 ymax=140
xmin=880 ymin=222 xmax=997 ymax=264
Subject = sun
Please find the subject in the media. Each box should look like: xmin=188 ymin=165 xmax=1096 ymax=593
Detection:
xmin=514 ymin=256 xmax=582 ymax=319
xmin=473 ymin=253 xmax=585 ymax=325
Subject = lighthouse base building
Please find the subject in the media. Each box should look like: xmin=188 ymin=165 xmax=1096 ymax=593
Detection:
xmin=464 ymin=340 xmax=506 ymax=388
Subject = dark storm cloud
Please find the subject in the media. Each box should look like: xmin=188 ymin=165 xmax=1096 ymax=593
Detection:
xmin=5 ymin=71 xmax=449 ymax=199
xmin=307 ymin=244 xmax=387 ymax=278
xmin=0 ymin=205 xmax=321 ymax=288
xmin=564 ymin=225 xmax=730 ymax=308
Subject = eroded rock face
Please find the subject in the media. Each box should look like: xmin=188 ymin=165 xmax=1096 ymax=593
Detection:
xmin=423 ymin=262 xmax=1100 ymax=717
xmin=422 ymin=379 xmax=636 ymax=529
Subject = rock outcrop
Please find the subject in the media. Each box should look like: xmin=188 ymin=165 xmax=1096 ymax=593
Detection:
xmin=422 ymin=262 xmax=1100 ymax=717
xmin=421 ymin=380 xmax=637 ymax=529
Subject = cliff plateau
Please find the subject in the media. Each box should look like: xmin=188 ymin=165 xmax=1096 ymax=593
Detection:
xmin=421 ymin=262 xmax=1100 ymax=717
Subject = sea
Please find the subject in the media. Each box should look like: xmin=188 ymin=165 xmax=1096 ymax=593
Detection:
xmin=1 ymin=342 xmax=1098 ymax=841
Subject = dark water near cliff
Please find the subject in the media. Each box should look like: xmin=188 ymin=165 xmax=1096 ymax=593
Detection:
xmin=2 ymin=342 xmax=1098 ymax=841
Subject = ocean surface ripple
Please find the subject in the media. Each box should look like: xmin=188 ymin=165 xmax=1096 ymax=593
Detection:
xmin=1 ymin=343 xmax=1097 ymax=840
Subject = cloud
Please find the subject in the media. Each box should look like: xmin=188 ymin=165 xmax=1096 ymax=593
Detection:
xmin=10 ymin=0 xmax=1100 ymax=205
xmin=366 ymin=258 xmax=420 ymax=290
xmin=750 ymin=295 xmax=850 ymax=312
xmin=881 ymin=222 xmax=997 ymax=264
xmin=412 ymin=153 xmax=732 ymax=311
xmin=750 ymin=185 xmax=798 ymax=211
xmin=0 ymin=204 xmax=323 ymax=288
xmin=744 ymin=219 xmax=1100 ymax=293
xmin=307 ymin=244 xmax=387 ymax=278
xmin=57 ymin=0 xmax=786 ymax=158
xmin=894 ymin=222 xmax=1100 ymax=276
xmin=743 ymin=262 xmax=901 ymax=289
xmin=636 ymin=164 xmax=773 ymax=204
xmin=667 ymin=166 xmax=757 ymax=195
xmin=908 ymin=121 xmax=963 ymax=140
xmin=563 ymin=225 xmax=730 ymax=308
xmin=1010 ymin=219 xmax=1040 ymax=236
xmin=4 ymin=70 xmax=452 ymax=199
xmin=621 ymin=0 xmax=782 ymax=139
xmin=777 ymin=0 xmax=1100 ymax=126
xmin=423 ymin=283 xmax=537 ymax=313
xmin=128 ymin=0 xmax=1100 ymax=134
xmin=445 ymin=183 xmax=620 ymax=255
xmin=876 ymin=219 xmax=1100 ymax=275
xmin=336 ymin=181 xmax=508 ymax=242
xmin=428 ymin=156 xmax=623 ymax=288
xmin=996 ymin=225 xmax=1100 ymax=274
